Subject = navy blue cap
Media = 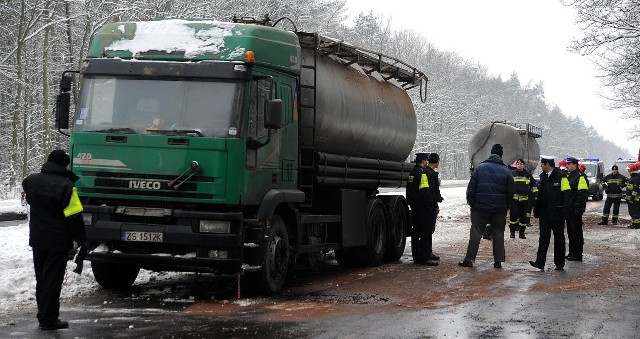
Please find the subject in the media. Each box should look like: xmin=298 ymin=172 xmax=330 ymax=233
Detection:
xmin=566 ymin=156 xmax=579 ymax=164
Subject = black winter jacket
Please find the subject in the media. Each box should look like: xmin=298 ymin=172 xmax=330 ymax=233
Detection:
xmin=22 ymin=162 xmax=85 ymax=252
xmin=567 ymin=169 xmax=589 ymax=214
xmin=406 ymin=164 xmax=435 ymax=211
xmin=534 ymin=167 xmax=571 ymax=221
xmin=602 ymin=173 xmax=628 ymax=199
xmin=511 ymin=168 xmax=535 ymax=201
xmin=425 ymin=166 xmax=443 ymax=206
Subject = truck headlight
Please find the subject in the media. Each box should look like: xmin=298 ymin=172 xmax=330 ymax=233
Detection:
xmin=199 ymin=220 xmax=230 ymax=233
xmin=589 ymin=177 xmax=597 ymax=184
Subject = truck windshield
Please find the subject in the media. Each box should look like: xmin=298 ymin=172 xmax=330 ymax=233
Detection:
xmin=74 ymin=76 xmax=244 ymax=137
xmin=582 ymin=163 xmax=597 ymax=177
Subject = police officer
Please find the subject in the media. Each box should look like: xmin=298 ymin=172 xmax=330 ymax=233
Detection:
xmin=22 ymin=150 xmax=85 ymax=331
xmin=530 ymin=156 xmax=570 ymax=271
xmin=406 ymin=153 xmax=438 ymax=266
xmin=598 ymin=165 xmax=628 ymax=225
xmin=565 ymin=156 xmax=589 ymax=261
xmin=509 ymin=158 xmax=535 ymax=239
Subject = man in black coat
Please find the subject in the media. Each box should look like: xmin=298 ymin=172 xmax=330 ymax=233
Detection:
xmin=530 ymin=156 xmax=571 ymax=271
xmin=424 ymin=153 xmax=443 ymax=260
xmin=406 ymin=152 xmax=439 ymax=266
xmin=459 ymin=144 xmax=514 ymax=269
xmin=22 ymin=150 xmax=85 ymax=331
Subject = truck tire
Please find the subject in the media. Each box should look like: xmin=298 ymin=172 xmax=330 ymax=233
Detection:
xmin=357 ymin=198 xmax=387 ymax=267
xmin=383 ymin=196 xmax=408 ymax=262
xmin=257 ymin=215 xmax=290 ymax=294
xmin=91 ymin=261 xmax=140 ymax=289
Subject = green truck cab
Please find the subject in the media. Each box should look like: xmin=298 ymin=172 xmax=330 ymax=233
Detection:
xmin=55 ymin=17 xmax=426 ymax=294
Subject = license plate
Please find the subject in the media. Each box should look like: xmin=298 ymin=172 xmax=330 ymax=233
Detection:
xmin=122 ymin=231 xmax=163 ymax=242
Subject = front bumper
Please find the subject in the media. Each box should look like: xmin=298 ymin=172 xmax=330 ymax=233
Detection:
xmin=83 ymin=204 xmax=246 ymax=273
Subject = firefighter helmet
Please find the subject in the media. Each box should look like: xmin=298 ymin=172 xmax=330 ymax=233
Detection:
xmin=628 ymin=163 xmax=638 ymax=172
xmin=578 ymin=163 xmax=586 ymax=172
xmin=558 ymin=159 xmax=568 ymax=169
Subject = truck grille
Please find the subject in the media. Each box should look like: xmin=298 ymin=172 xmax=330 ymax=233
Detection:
xmin=80 ymin=171 xmax=214 ymax=199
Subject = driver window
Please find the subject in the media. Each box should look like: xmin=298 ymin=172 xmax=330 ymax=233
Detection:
xmin=248 ymin=78 xmax=274 ymax=139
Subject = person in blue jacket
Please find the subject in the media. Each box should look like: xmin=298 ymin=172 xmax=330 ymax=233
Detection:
xmin=459 ymin=144 xmax=514 ymax=269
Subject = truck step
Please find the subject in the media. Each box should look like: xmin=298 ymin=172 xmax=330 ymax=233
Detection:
xmin=300 ymin=214 xmax=341 ymax=224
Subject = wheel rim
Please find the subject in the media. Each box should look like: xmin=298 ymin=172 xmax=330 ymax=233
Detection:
xmin=393 ymin=208 xmax=406 ymax=247
xmin=268 ymin=234 xmax=288 ymax=277
xmin=373 ymin=207 xmax=386 ymax=254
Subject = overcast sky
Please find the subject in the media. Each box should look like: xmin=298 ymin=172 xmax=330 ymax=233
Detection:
xmin=346 ymin=0 xmax=636 ymax=157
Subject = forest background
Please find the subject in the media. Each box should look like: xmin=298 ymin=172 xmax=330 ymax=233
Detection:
xmin=0 ymin=0 xmax=634 ymax=198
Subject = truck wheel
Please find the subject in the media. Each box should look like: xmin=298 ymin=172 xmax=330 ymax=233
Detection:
xmin=358 ymin=198 xmax=387 ymax=267
xmin=384 ymin=197 xmax=408 ymax=262
xmin=258 ymin=215 xmax=290 ymax=294
xmin=91 ymin=261 xmax=140 ymax=289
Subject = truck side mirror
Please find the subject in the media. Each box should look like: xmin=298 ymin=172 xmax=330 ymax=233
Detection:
xmin=56 ymin=92 xmax=71 ymax=129
xmin=264 ymin=99 xmax=282 ymax=129
xmin=60 ymin=74 xmax=73 ymax=92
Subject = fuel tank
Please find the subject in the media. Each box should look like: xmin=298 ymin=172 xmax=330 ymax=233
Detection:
xmin=299 ymin=50 xmax=417 ymax=162
xmin=468 ymin=122 xmax=541 ymax=173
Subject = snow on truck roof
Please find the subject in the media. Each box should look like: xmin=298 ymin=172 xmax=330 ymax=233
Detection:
xmin=106 ymin=20 xmax=238 ymax=58
xmin=88 ymin=19 xmax=301 ymax=72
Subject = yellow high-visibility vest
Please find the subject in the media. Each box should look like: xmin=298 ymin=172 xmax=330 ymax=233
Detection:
xmin=63 ymin=187 xmax=84 ymax=217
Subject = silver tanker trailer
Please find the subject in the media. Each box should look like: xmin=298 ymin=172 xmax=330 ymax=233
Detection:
xmin=468 ymin=121 xmax=542 ymax=173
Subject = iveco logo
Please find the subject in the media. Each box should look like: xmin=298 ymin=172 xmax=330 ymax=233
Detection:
xmin=129 ymin=181 xmax=162 ymax=190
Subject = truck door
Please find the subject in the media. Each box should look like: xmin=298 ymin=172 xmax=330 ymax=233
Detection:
xmin=244 ymin=76 xmax=282 ymax=205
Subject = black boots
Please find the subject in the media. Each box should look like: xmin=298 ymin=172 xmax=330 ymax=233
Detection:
xmin=39 ymin=320 xmax=69 ymax=331
xmin=458 ymin=260 xmax=473 ymax=267
xmin=511 ymin=226 xmax=525 ymax=239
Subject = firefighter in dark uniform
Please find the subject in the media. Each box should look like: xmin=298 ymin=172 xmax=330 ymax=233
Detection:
xmin=565 ymin=156 xmax=589 ymax=261
xmin=406 ymin=153 xmax=438 ymax=266
xmin=626 ymin=163 xmax=640 ymax=229
xmin=530 ymin=156 xmax=571 ymax=271
xmin=598 ymin=165 xmax=628 ymax=225
xmin=509 ymin=158 xmax=535 ymax=239
xmin=22 ymin=150 xmax=85 ymax=331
